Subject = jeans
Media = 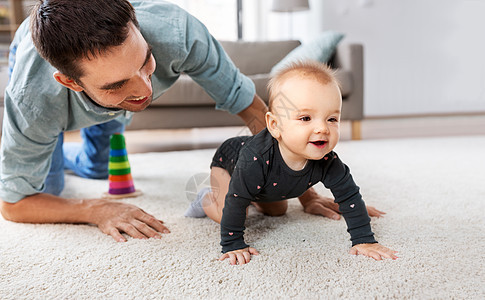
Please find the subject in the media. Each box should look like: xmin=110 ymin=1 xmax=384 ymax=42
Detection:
xmin=44 ymin=119 xmax=125 ymax=196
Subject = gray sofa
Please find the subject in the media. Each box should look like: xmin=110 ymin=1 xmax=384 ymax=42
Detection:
xmin=126 ymin=40 xmax=364 ymax=140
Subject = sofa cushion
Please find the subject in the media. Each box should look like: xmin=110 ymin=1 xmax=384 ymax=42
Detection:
xmin=334 ymin=70 xmax=352 ymax=97
xmin=149 ymin=73 xmax=272 ymax=107
xmin=271 ymin=31 xmax=345 ymax=75
xmin=151 ymin=74 xmax=212 ymax=107
xmin=219 ymin=40 xmax=301 ymax=75
xmin=151 ymin=68 xmax=352 ymax=108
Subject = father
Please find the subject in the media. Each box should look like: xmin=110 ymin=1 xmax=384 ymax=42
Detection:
xmin=0 ymin=0 xmax=342 ymax=241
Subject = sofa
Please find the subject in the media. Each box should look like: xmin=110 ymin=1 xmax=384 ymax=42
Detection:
xmin=125 ymin=40 xmax=364 ymax=140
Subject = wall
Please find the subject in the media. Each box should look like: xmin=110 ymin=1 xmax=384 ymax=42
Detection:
xmin=242 ymin=0 xmax=324 ymax=43
xmin=168 ymin=0 xmax=237 ymax=41
xmin=320 ymin=0 xmax=485 ymax=117
xmin=178 ymin=0 xmax=485 ymax=117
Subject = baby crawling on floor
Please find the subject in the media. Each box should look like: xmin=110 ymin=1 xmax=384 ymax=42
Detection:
xmin=185 ymin=60 xmax=397 ymax=265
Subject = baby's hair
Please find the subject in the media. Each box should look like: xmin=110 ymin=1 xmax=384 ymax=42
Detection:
xmin=267 ymin=60 xmax=339 ymax=112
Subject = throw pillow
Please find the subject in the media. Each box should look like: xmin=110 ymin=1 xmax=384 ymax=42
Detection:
xmin=270 ymin=31 xmax=345 ymax=75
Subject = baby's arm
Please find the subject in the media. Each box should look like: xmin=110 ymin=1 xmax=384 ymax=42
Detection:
xmin=323 ymin=153 xmax=398 ymax=259
xmin=219 ymin=194 xmax=253 ymax=265
xmin=350 ymin=243 xmax=398 ymax=260
xmin=219 ymin=150 xmax=265 ymax=265
xmin=219 ymin=247 xmax=260 ymax=265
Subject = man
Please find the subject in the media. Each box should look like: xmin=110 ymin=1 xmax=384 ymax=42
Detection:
xmin=0 ymin=0 xmax=342 ymax=242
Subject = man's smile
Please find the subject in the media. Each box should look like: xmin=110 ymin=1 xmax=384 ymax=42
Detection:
xmin=125 ymin=96 xmax=149 ymax=105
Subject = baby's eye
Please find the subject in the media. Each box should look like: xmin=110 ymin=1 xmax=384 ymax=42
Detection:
xmin=328 ymin=117 xmax=339 ymax=122
xmin=299 ymin=116 xmax=311 ymax=122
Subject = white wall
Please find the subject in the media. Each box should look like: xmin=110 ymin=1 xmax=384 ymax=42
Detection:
xmin=181 ymin=0 xmax=485 ymax=117
xmin=242 ymin=0 xmax=324 ymax=43
xmin=167 ymin=0 xmax=237 ymax=40
xmin=320 ymin=0 xmax=485 ymax=117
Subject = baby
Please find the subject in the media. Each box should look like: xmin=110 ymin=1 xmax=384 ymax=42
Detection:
xmin=185 ymin=61 xmax=397 ymax=265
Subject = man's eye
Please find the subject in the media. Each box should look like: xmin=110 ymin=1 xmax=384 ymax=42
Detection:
xmin=299 ymin=116 xmax=311 ymax=122
xmin=109 ymin=84 xmax=125 ymax=91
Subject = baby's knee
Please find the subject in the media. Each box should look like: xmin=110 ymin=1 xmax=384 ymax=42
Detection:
xmin=266 ymin=211 xmax=286 ymax=217
xmin=266 ymin=207 xmax=287 ymax=217
xmin=258 ymin=201 xmax=288 ymax=217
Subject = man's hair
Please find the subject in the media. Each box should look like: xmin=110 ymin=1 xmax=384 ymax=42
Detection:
xmin=267 ymin=60 xmax=339 ymax=112
xmin=30 ymin=0 xmax=139 ymax=82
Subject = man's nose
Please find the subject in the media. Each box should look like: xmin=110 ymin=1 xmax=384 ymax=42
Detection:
xmin=134 ymin=73 xmax=152 ymax=96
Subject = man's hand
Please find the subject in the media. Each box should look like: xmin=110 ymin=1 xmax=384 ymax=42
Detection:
xmin=299 ymin=188 xmax=341 ymax=220
xmin=299 ymin=188 xmax=386 ymax=219
xmin=89 ymin=199 xmax=169 ymax=242
xmin=349 ymin=243 xmax=398 ymax=261
xmin=366 ymin=205 xmax=386 ymax=218
xmin=1 ymin=194 xmax=169 ymax=242
xmin=219 ymin=247 xmax=259 ymax=265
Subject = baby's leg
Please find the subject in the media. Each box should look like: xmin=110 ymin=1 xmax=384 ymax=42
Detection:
xmin=203 ymin=167 xmax=231 ymax=223
xmin=252 ymin=201 xmax=288 ymax=217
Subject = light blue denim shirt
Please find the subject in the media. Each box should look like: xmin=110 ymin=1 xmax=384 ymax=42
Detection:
xmin=0 ymin=0 xmax=255 ymax=203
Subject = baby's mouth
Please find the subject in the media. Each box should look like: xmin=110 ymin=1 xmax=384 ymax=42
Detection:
xmin=310 ymin=140 xmax=327 ymax=148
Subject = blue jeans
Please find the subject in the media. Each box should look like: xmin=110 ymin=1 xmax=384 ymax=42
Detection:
xmin=44 ymin=120 xmax=125 ymax=195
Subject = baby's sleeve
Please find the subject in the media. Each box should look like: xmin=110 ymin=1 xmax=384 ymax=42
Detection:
xmin=220 ymin=150 xmax=264 ymax=253
xmin=322 ymin=153 xmax=377 ymax=246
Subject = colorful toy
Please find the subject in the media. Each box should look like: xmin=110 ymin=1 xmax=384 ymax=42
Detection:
xmin=103 ymin=133 xmax=142 ymax=199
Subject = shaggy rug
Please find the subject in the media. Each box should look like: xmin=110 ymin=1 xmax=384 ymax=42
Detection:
xmin=1 ymin=135 xmax=484 ymax=299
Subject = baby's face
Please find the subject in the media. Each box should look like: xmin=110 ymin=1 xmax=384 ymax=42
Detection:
xmin=270 ymin=76 xmax=342 ymax=165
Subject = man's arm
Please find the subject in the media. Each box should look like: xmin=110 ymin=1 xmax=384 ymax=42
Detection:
xmin=298 ymin=187 xmax=341 ymax=220
xmin=0 ymin=194 xmax=169 ymax=242
xmin=237 ymin=94 xmax=268 ymax=134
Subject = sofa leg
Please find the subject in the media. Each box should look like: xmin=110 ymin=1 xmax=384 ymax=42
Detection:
xmin=351 ymin=120 xmax=362 ymax=140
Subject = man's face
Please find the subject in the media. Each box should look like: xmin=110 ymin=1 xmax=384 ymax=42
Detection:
xmin=75 ymin=23 xmax=156 ymax=112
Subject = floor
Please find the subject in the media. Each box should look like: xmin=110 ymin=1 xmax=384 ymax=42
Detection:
xmin=64 ymin=114 xmax=485 ymax=153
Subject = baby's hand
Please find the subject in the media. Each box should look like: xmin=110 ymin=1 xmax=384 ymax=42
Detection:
xmin=349 ymin=243 xmax=398 ymax=261
xmin=219 ymin=247 xmax=259 ymax=265
xmin=366 ymin=205 xmax=386 ymax=218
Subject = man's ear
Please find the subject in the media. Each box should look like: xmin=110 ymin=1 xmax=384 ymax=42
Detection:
xmin=265 ymin=111 xmax=281 ymax=139
xmin=53 ymin=71 xmax=84 ymax=92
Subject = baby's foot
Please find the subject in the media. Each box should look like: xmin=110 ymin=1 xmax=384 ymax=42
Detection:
xmin=184 ymin=187 xmax=210 ymax=218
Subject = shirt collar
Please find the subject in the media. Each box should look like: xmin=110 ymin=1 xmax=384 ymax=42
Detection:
xmin=76 ymin=91 xmax=124 ymax=116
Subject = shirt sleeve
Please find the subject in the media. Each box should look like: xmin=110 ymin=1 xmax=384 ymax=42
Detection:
xmin=0 ymin=91 xmax=61 ymax=203
xmin=135 ymin=1 xmax=255 ymax=114
xmin=322 ymin=152 xmax=377 ymax=246
xmin=220 ymin=149 xmax=264 ymax=253
xmin=0 ymin=16 xmax=119 ymax=203
xmin=174 ymin=11 xmax=255 ymax=114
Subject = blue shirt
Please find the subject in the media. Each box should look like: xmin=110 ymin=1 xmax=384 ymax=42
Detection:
xmin=0 ymin=0 xmax=255 ymax=203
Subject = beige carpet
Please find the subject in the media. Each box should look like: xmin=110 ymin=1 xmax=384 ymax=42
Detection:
xmin=1 ymin=135 xmax=484 ymax=299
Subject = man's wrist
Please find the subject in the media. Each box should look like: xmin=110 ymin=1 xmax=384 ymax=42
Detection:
xmin=1 ymin=194 xmax=102 ymax=224
xmin=237 ymin=94 xmax=268 ymax=134
xmin=79 ymin=198 xmax=107 ymax=225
